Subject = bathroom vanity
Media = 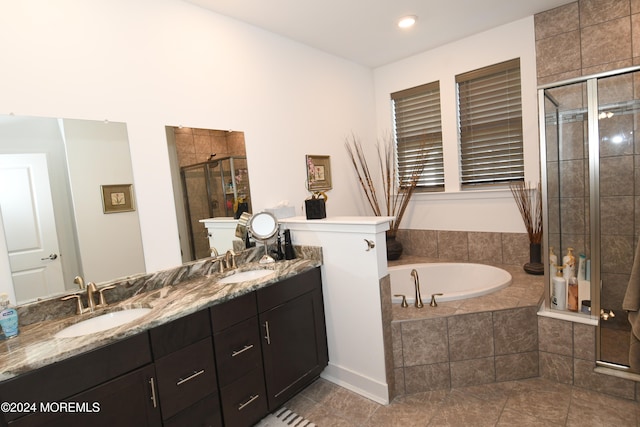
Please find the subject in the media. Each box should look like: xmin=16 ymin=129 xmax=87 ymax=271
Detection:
xmin=0 ymin=263 xmax=327 ymax=427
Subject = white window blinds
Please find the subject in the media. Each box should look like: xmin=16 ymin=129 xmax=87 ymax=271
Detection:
xmin=456 ymin=58 xmax=523 ymax=187
xmin=391 ymin=81 xmax=444 ymax=191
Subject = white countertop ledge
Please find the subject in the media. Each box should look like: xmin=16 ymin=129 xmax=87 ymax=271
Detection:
xmin=280 ymin=216 xmax=394 ymax=234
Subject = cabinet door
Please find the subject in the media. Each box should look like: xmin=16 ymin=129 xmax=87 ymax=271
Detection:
xmin=259 ymin=287 xmax=328 ymax=409
xmin=8 ymin=364 xmax=161 ymax=427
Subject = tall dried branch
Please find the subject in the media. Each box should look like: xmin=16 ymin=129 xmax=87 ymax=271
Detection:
xmin=509 ymin=181 xmax=543 ymax=244
xmin=345 ymin=134 xmax=427 ymax=235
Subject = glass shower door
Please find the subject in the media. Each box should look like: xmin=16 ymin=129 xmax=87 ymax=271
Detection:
xmin=540 ymin=67 xmax=640 ymax=371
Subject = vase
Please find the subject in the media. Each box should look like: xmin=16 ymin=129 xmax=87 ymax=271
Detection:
xmin=524 ymin=242 xmax=544 ymax=275
xmin=386 ymin=234 xmax=403 ymax=261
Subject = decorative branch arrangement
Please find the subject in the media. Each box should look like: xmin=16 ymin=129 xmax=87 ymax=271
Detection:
xmin=345 ymin=134 xmax=425 ymax=237
xmin=509 ymin=181 xmax=543 ymax=244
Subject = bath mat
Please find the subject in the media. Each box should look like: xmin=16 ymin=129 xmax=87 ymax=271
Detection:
xmin=255 ymin=407 xmax=316 ymax=427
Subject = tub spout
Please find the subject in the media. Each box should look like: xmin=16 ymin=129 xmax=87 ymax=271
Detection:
xmin=411 ymin=269 xmax=424 ymax=308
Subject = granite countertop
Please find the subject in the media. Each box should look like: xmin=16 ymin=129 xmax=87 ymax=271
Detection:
xmin=0 ymin=258 xmax=321 ymax=381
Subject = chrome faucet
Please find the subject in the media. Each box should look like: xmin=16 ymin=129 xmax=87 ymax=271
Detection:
xmin=411 ymin=269 xmax=424 ymax=308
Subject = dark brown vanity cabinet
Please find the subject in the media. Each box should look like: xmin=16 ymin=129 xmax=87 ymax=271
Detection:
xmin=0 ymin=267 xmax=327 ymax=427
xmin=210 ymin=292 xmax=268 ymax=427
xmin=0 ymin=333 xmax=161 ymax=427
xmin=149 ymin=309 xmax=222 ymax=426
xmin=210 ymin=267 xmax=328 ymax=426
xmin=257 ymin=267 xmax=328 ymax=410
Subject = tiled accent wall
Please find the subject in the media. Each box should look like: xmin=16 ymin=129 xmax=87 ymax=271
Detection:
xmin=173 ymin=127 xmax=246 ymax=167
xmin=396 ymin=229 xmax=530 ymax=266
xmin=535 ymin=0 xmax=640 ymax=86
xmin=391 ymin=306 xmax=539 ymax=394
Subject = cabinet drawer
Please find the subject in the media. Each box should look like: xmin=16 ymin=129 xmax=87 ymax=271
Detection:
xmin=257 ymin=268 xmax=321 ymax=312
xmin=210 ymin=291 xmax=257 ymax=332
xmin=155 ymin=337 xmax=217 ymax=420
xmin=163 ymin=393 xmax=222 ymax=427
xmin=219 ymin=368 xmax=268 ymax=427
xmin=149 ymin=309 xmax=211 ymax=359
xmin=213 ymin=316 xmax=262 ymax=387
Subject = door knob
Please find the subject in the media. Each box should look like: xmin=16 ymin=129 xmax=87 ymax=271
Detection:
xmin=41 ymin=253 xmax=58 ymax=260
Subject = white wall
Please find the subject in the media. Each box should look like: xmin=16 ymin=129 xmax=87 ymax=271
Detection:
xmin=373 ymin=17 xmax=539 ymax=233
xmin=62 ymin=119 xmax=145 ymax=282
xmin=0 ymin=0 xmax=376 ymax=272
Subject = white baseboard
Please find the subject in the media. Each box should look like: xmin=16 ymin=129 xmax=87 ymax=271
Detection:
xmin=320 ymin=362 xmax=389 ymax=405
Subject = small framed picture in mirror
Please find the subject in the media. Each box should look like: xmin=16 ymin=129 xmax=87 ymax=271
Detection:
xmin=306 ymin=155 xmax=332 ymax=191
xmin=101 ymin=184 xmax=135 ymax=213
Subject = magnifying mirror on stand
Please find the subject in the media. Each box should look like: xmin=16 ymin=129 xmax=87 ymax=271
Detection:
xmin=248 ymin=211 xmax=279 ymax=264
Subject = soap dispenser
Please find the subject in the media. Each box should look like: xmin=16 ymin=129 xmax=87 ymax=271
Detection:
xmin=0 ymin=294 xmax=19 ymax=339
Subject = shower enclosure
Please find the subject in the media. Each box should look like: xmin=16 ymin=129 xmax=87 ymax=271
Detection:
xmin=539 ymin=66 xmax=640 ymax=371
xmin=181 ymin=156 xmax=251 ymax=261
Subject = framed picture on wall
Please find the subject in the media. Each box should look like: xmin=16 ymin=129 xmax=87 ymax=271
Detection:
xmin=101 ymin=184 xmax=135 ymax=213
xmin=306 ymin=155 xmax=332 ymax=191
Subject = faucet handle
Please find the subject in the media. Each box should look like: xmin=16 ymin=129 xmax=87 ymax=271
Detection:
xmin=62 ymin=294 xmax=86 ymax=315
xmin=96 ymin=285 xmax=116 ymax=308
xmin=73 ymin=276 xmax=86 ymax=290
xmin=394 ymin=294 xmax=409 ymax=308
xmin=430 ymin=293 xmax=443 ymax=307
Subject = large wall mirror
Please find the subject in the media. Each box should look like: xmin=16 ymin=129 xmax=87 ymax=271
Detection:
xmin=166 ymin=126 xmax=251 ymax=263
xmin=0 ymin=115 xmax=145 ymax=304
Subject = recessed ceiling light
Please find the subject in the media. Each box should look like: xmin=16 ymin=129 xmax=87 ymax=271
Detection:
xmin=398 ymin=15 xmax=417 ymax=29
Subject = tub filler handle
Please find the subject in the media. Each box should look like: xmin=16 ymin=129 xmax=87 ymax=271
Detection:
xmin=394 ymin=294 xmax=408 ymax=308
xmin=430 ymin=293 xmax=443 ymax=307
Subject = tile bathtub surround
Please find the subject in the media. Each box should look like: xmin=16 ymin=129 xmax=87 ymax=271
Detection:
xmin=389 ymin=261 xmax=543 ymax=395
xmin=395 ymin=229 xmax=531 ymax=266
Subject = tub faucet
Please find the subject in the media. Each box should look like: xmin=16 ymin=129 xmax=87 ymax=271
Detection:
xmin=411 ymin=269 xmax=424 ymax=308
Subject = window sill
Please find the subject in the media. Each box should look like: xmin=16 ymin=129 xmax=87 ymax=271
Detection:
xmin=411 ymin=187 xmax=515 ymax=202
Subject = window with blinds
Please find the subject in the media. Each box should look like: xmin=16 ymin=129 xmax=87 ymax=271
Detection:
xmin=456 ymin=58 xmax=523 ymax=188
xmin=391 ymin=81 xmax=444 ymax=191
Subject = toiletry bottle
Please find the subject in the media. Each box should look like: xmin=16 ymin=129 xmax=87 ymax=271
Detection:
xmin=567 ymin=276 xmax=579 ymax=312
xmin=549 ymin=247 xmax=558 ymax=278
xmin=551 ymin=267 xmax=567 ymax=310
xmin=577 ymin=253 xmax=586 ymax=281
xmin=284 ymin=229 xmax=295 ymax=260
xmin=0 ymin=294 xmax=19 ymax=338
xmin=563 ymin=248 xmax=575 ymax=282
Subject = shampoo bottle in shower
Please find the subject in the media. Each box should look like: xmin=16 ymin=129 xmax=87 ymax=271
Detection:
xmin=567 ymin=276 xmax=579 ymax=312
xmin=551 ymin=267 xmax=567 ymax=310
xmin=563 ymin=248 xmax=575 ymax=282
xmin=549 ymin=247 xmax=558 ymax=278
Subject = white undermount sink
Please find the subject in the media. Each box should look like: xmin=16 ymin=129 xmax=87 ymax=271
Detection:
xmin=217 ymin=269 xmax=275 ymax=284
xmin=54 ymin=308 xmax=152 ymax=338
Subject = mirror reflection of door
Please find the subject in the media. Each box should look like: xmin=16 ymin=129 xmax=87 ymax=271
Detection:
xmin=0 ymin=154 xmax=66 ymax=302
xmin=166 ymin=127 xmax=251 ymax=263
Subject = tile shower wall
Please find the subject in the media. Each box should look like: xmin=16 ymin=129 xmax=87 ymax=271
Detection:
xmin=535 ymin=0 xmax=640 ymax=86
xmin=536 ymin=0 xmax=639 ymax=356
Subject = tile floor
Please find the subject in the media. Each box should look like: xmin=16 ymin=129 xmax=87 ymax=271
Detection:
xmin=283 ymin=377 xmax=640 ymax=426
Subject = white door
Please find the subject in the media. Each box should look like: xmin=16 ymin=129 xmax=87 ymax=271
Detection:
xmin=0 ymin=153 xmax=65 ymax=303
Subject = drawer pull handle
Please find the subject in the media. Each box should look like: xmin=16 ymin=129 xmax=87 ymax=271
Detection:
xmin=238 ymin=394 xmax=259 ymax=411
xmin=176 ymin=369 xmax=205 ymax=386
xmin=232 ymin=344 xmax=254 ymax=357
xmin=264 ymin=321 xmax=271 ymax=345
xmin=149 ymin=377 xmax=158 ymax=409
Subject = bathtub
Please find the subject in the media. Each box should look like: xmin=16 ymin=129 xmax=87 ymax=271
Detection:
xmin=388 ymin=263 xmax=512 ymax=304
